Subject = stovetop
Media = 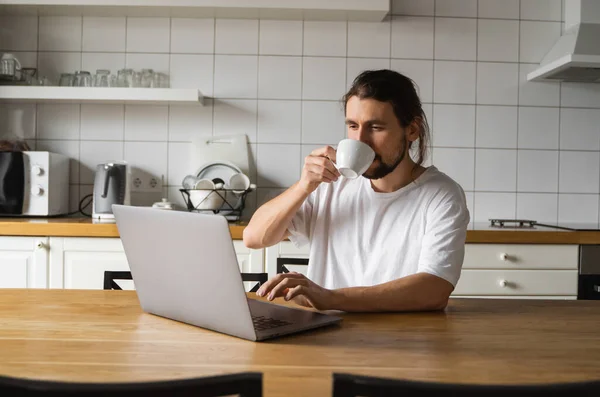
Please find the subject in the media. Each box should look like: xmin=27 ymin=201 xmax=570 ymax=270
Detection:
xmin=489 ymin=219 xmax=600 ymax=231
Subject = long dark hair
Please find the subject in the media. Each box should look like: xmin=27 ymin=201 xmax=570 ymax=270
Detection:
xmin=342 ymin=69 xmax=430 ymax=167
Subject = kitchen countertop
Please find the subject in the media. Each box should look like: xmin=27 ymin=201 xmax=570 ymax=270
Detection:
xmin=1 ymin=217 xmax=600 ymax=244
xmin=1 ymin=289 xmax=599 ymax=397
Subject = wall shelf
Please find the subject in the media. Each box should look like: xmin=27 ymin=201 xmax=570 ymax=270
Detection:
xmin=0 ymin=86 xmax=205 ymax=105
xmin=0 ymin=0 xmax=390 ymax=21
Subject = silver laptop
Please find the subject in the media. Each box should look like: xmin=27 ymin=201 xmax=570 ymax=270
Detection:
xmin=112 ymin=205 xmax=341 ymax=341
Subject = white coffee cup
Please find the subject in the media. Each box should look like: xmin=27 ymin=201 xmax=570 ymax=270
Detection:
xmin=335 ymin=139 xmax=376 ymax=179
xmin=228 ymin=172 xmax=251 ymax=194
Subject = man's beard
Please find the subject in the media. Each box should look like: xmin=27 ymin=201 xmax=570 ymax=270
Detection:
xmin=362 ymin=136 xmax=408 ymax=180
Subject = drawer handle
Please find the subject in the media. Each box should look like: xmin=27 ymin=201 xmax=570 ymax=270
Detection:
xmin=499 ymin=253 xmax=510 ymax=261
xmin=36 ymin=241 xmax=46 ymax=250
xmin=498 ymin=279 xmax=509 ymax=288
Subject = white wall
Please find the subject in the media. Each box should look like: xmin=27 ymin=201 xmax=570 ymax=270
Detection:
xmin=1 ymin=0 xmax=600 ymax=224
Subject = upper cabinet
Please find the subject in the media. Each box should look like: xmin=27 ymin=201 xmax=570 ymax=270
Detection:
xmin=0 ymin=0 xmax=390 ymax=21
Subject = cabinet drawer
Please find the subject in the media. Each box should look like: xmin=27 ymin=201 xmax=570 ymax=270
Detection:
xmin=463 ymin=244 xmax=578 ymax=269
xmin=453 ymin=269 xmax=578 ymax=296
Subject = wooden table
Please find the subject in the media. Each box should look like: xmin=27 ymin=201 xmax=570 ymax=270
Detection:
xmin=1 ymin=290 xmax=599 ymax=396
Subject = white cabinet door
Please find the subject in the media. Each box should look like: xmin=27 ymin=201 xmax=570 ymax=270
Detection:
xmin=50 ymin=237 xmax=131 ymax=290
xmin=233 ymin=241 xmax=265 ymax=291
xmin=0 ymin=237 xmax=48 ymax=288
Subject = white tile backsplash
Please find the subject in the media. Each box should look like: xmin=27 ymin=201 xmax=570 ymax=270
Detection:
xmin=474 ymin=192 xmax=516 ymax=222
xmin=257 ymin=100 xmax=301 ymax=144
xmin=558 ymin=194 xmax=599 ymax=224
xmin=168 ymin=102 xmax=213 ymax=142
xmin=37 ymin=104 xmax=80 ymax=140
xmin=519 ymin=63 xmax=561 ymax=107
xmin=215 ymin=19 xmax=258 ymax=55
xmin=0 ymin=103 xmax=37 ymax=140
xmin=124 ymin=141 xmax=168 ymax=184
xmin=518 ymin=107 xmax=560 ymax=150
xmin=82 ymin=17 xmax=126 ymax=52
xmin=81 ymin=53 xmax=126 ymax=75
xmin=475 ymin=149 xmax=517 ymax=191
xmin=302 ymin=57 xmax=346 ymax=101
xmin=37 ymin=52 xmax=82 ymax=85
xmin=478 ymin=0 xmax=520 ymax=19
xmin=435 ymin=18 xmax=477 ymax=61
xmin=124 ymin=105 xmax=169 ymax=141
xmin=434 ymin=148 xmax=475 ymax=190
xmin=519 ymin=21 xmax=562 ymax=63
xmin=475 ymin=106 xmax=518 ymax=148
xmin=167 ymin=142 xmax=193 ymax=188
xmin=213 ymin=99 xmax=258 ymax=142
xmin=559 ymin=152 xmax=600 ymax=194
xmin=303 ymin=21 xmax=347 ymax=57
xmin=126 ymin=18 xmax=170 ymax=53
xmin=302 ymin=101 xmax=345 ymax=145
xmin=214 ymin=55 xmax=258 ymax=98
xmin=436 ymin=0 xmax=478 ymax=17
xmin=477 ymin=19 xmax=519 ymax=62
xmin=517 ymin=150 xmax=559 ymax=192
xmin=348 ymin=22 xmax=391 ymax=58
xmin=80 ymin=104 xmax=124 ymax=141
xmin=125 ymin=53 xmax=169 ymax=75
xmin=517 ymin=193 xmax=558 ymax=223
xmin=391 ymin=59 xmax=434 ymax=103
xmin=259 ymin=20 xmax=302 ymax=56
xmin=392 ymin=0 xmax=435 ymax=16
xmin=434 ymin=61 xmax=476 ymax=104
xmin=39 ymin=16 xmax=82 ymax=51
xmin=477 ymin=63 xmax=519 ymax=105
xmin=258 ymin=56 xmax=302 ymax=100
xmin=169 ymin=54 xmax=213 ymax=94
xmin=4 ymin=4 xmax=600 ymax=218
xmin=559 ymin=108 xmax=600 ymax=151
xmin=257 ymin=144 xmax=301 ymax=188
xmin=432 ymin=104 xmax=475 ymax=147
xmin=391 ymin=17 xmax=434 ymax=59
xmin=0 ymin=16 xmax=38 ymax=51
xmin=171 ymin=18 xmax=214 ymax=54
xmin=520 ymin=0 xmax=562 ymax=21
xmin=561 ymin=83 xmax=600 ymax=108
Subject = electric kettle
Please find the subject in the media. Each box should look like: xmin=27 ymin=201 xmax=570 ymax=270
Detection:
xmin=92 ymin=162 xmax=131 ymax=220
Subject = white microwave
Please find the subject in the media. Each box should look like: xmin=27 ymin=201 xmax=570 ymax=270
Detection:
xmin=0 ymin=151 xmax=70 ymax=216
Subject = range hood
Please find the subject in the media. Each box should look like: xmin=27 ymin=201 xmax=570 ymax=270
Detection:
xmin=527 ymin=0 xmax=600 ymax=83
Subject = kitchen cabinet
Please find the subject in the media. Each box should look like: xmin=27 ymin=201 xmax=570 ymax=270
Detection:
xmin=0 ymin=236 xmax=48 ymax=288
xmin=264 ymin=242 xmax=580 ymax=299
xmin=0 ymin=0 xmax=389 ymax=22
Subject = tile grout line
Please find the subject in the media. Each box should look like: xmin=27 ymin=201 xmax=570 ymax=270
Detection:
xmin=472 ymin=0 xmax=478 ymax=223
xmin=515 ymin=0 xmax=521 ymax=219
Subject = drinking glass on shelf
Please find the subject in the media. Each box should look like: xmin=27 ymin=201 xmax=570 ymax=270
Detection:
xmin=131 ymin=71 xmax=142 ymax=87
xmin=58 ymin=73 xmax=75 ymax=86
xmin=94 ymin=69 xmax=111 ymax=87
xmin=152 ymin=72 xmax=169 ymax=88
xmin=117 ymin=68 xmax=134 ymax=87
xmin=140 ymin=68 xmax=154 ymax=88
xmin=75 ymin=71 xmax=92 ymax=87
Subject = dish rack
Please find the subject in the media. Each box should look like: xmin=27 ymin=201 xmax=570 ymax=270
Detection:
xmin=179 ymin=187 xmax=254 ymax=222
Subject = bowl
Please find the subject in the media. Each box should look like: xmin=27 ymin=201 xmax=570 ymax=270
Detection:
xmin=188 ymin=189 xmax=225 ymax=211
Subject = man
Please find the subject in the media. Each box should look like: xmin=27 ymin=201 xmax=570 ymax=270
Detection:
xmin=243 ymin=69 xmax=470 ymax=312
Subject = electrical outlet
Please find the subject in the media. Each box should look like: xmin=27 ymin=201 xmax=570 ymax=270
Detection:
xmin=130 ymin=168 xmax=163 ymax=192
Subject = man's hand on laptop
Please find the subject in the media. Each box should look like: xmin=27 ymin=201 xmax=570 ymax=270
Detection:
xmin=256 ymin=272 xmax=334 ymax=311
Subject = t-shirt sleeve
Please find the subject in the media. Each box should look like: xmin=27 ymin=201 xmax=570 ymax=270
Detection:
xmin=417 ymin=191 xmax=470 ymax=287
xmin=286 ymin=191 xmax=316 ymax=248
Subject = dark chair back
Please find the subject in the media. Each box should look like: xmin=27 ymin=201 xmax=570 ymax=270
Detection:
xmin=0 ymin=372 xmax=262 ymax=397
xmin=276 ymin=257 xmax=309 ymax=274
xmin=103 ymin=271 xmax=268 ymax=292
xmin=332 ymin=373 xmax=600 ymax=397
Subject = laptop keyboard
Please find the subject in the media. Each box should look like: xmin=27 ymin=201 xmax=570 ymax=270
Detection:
xmin=252 ymin=315 xmax=292 ymax=331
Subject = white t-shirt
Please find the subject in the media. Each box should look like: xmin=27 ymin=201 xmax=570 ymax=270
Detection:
xmin=287 ymin=166 xmax=470 ymax=290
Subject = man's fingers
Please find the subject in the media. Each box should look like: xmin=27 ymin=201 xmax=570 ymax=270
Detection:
xmin=268 ymin=278 xmax=307 ymax=300
xmin=305 ymin=164 xmax=338 ymax=182
xmin=256 ymin=273 xmax=304 ymax=297
xmin=285 ymin=285 xmax=307 ymax=301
